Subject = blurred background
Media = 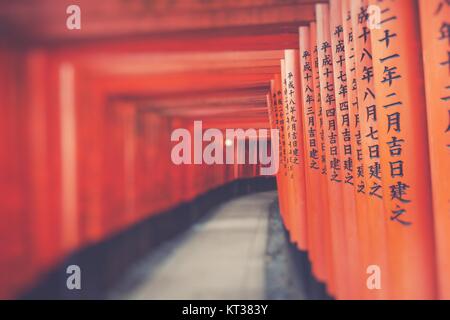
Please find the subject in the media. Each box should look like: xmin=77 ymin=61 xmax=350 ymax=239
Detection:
xmin=0 ymin=0 xmax=324 ymax=299
xmin=3 ymin=0 xmax=447 ymax=301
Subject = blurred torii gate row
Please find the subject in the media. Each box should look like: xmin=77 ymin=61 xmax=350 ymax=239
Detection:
xmin=0 ymin=0 xmax=449 ymax=301
xmin=0 ymin=0 xmax=323 ymax=299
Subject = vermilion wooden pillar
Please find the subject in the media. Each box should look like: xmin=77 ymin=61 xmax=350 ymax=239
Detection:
xmin=0 ymin=47 xmax=35 ymax=298
xmin=169 ymin=116 xmax=188 ymax=207
xmin=269 ymin=79 xmax=288 ymax=228
xmin=310 ymin=22 xmax=335 ymax=294
xmin=27 ymin=52 xmax=70 ymax=275
xmin=369 ymin=0 xmax=437 ymax=299
xmin=271 ymin=75 xmax=290 ymax=228
xmin=418 ymin=0 xmax=450 ymax=300
xmin=119 ymin=103 xmax=138 ymax=227
xmin=341 ymin=0 xmax=369 ymax=298
xmin=299 ymin=26 xmax=327 ymax=283
xmin=102 ymin=100 xmax=121 ymax=231
xmin=351 ymin=0 xmax=390 ymax=299
xmin=316 ymin=3 xmax=349 ymax=299
xmin=77 ymin=72 xmax=107 ymax=242
xmin=280 ymin=59 xmax=298 ymax=243
xmin=329 ymin=0 xmax=360 ymax=299
xmin=285 ymin=49 xmax=309 ymax=251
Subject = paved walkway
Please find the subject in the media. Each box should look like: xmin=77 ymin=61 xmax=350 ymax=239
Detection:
xmin=109 ymin=191 xmax=306 ymax=299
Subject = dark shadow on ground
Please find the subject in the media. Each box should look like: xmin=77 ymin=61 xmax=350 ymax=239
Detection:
xmin=265 ymin=199 xmax=332 ymax=300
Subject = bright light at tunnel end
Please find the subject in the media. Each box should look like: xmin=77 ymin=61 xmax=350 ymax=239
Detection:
xmin=170 ymin=121 xmax=280 ymax=176
xmin=224 ymin=138 xmax=233 ymax=147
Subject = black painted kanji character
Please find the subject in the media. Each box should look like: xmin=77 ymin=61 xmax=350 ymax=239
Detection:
xmin=362 ymin=66 xmax=374 ymax=83
xmin=357 ymin=180 xmax=366 ymax=193
xmin=335 ymin=25 xmax=344 ymax=38
xmin=390 ymin=205 xmax=412 ymax=226
xmin=331 ymin=170 xmax=342 ymax=183
xmin=389 ymin=160 xmax=404 ymax=178
xmin=379 ymin=29 xmax=397 ymax=48
xmin=369 ymin=162 xmax=381 ymax=180
xmin=344 ymin=144 xmax=352 ymax=156
xmin=336 ymin=54 xmax=345 ymax=67
xmin=387 ymin=112 xmax=401 ymax=133
xmin=325 ymin=81 xmax=334 ymax=92
xmin=356 ymin=165 xmax=364 ymax=179
xmin=323 ymin=67 xmax=333 ymax=78
xmin=340 ymin=101 xmax=349 ymax=111
xmin=369 ymin=182 xmax=382 ymax=199
xmin=304 ymin=61 xmax=312 ymax=72
xmin=382 ymin=66 xmax=401 ymax=86
xmin=383 ymin=95 xmax=402 ymax=108
xmin=337 ymin=70 xmax=347 ymax=82
xmin=346 ymin=9 xmax=351 ymax=22
xmin=387 ymin=136 xmax=404 ymax=156
xmin=380 ymin=9 xmax=397 ymax=25
xmin=438 ymin=22 xmax=450 ymax=44
xmin=360 ymin=48 xmax=372 ymax=62
xmin=357 ymin=147 xmax=363 ymax=161
xmin=328 ymin=119 xmax=336 ymax=131
xmin=344 ymin=157 xmax=353 ymax=171
xmin=339 ymin=84 xmax=348 ymax=97
xmin=336 ymin=40 xmax=345 ymax=54
xmin=359 ymin=26 xmax=370 ymax=44
xmin=390 ymin=181 xmax=411 ymax=203
xmin=342 ymin=114 xmax=350 ymax=128
xmin=310 ymin=159 xmax=319 ymax=170
xmin=351 ymin=78 xmax=357 ymax=90
xmin=321 ymin=41 xmax=331 ymax=52
xmin=345 ymin=172 xmax=354 ymax=185
xmin=358 ymin=6 xmax=368 ymax=24
xmin=326 ymin=93 xmax=335 ymax=105
xmin=355 ymin=125 xmax=362 ymax=140
xmin=366 ymin=105 xmax=377 ymax=121
xmin=329 ymin=131 xmax=337 ymax=144
xmin=368 ymin=144 xmax=379 ymax=158
xmin=379 ymin=53 xmax=400 ymax=63
xmin=364 ymin=87 xmax=375 ymax=101
xmin=435 ymin=0 xmax=450 ymax=16
xmin=304 ymin=72 xmax=312 ymax=82
xmin=440 ymin=51 xmax=450 ymax=73
xmin=330 ymin=157 xmax=340 ymax=170
xmin=366 ymin=126 xmax=378 ymax=140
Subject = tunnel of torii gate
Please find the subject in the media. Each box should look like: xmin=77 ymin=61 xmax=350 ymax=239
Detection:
xmin=0 ymin=0 xmax=449 ymax=301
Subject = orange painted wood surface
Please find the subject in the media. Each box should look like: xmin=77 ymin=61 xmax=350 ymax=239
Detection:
xmin=369 ymin=0 xmax=437 ymax=299
xmin=316 ymin=3 xmax=349 ymax=299
xmin=418 ymin=0 xmax=450 ymax=300
xmin=351 ymin=0 xmax=390 ymax=299
xmin=299 ymin=26 xmax=327 ymax=283
xmin=329 ymin=0 xmax=360 ymax=299
xmin=285 ymin=49 xmax=309 ymax=251
xmin=0 ymin=0 xmax=447 ymax=300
